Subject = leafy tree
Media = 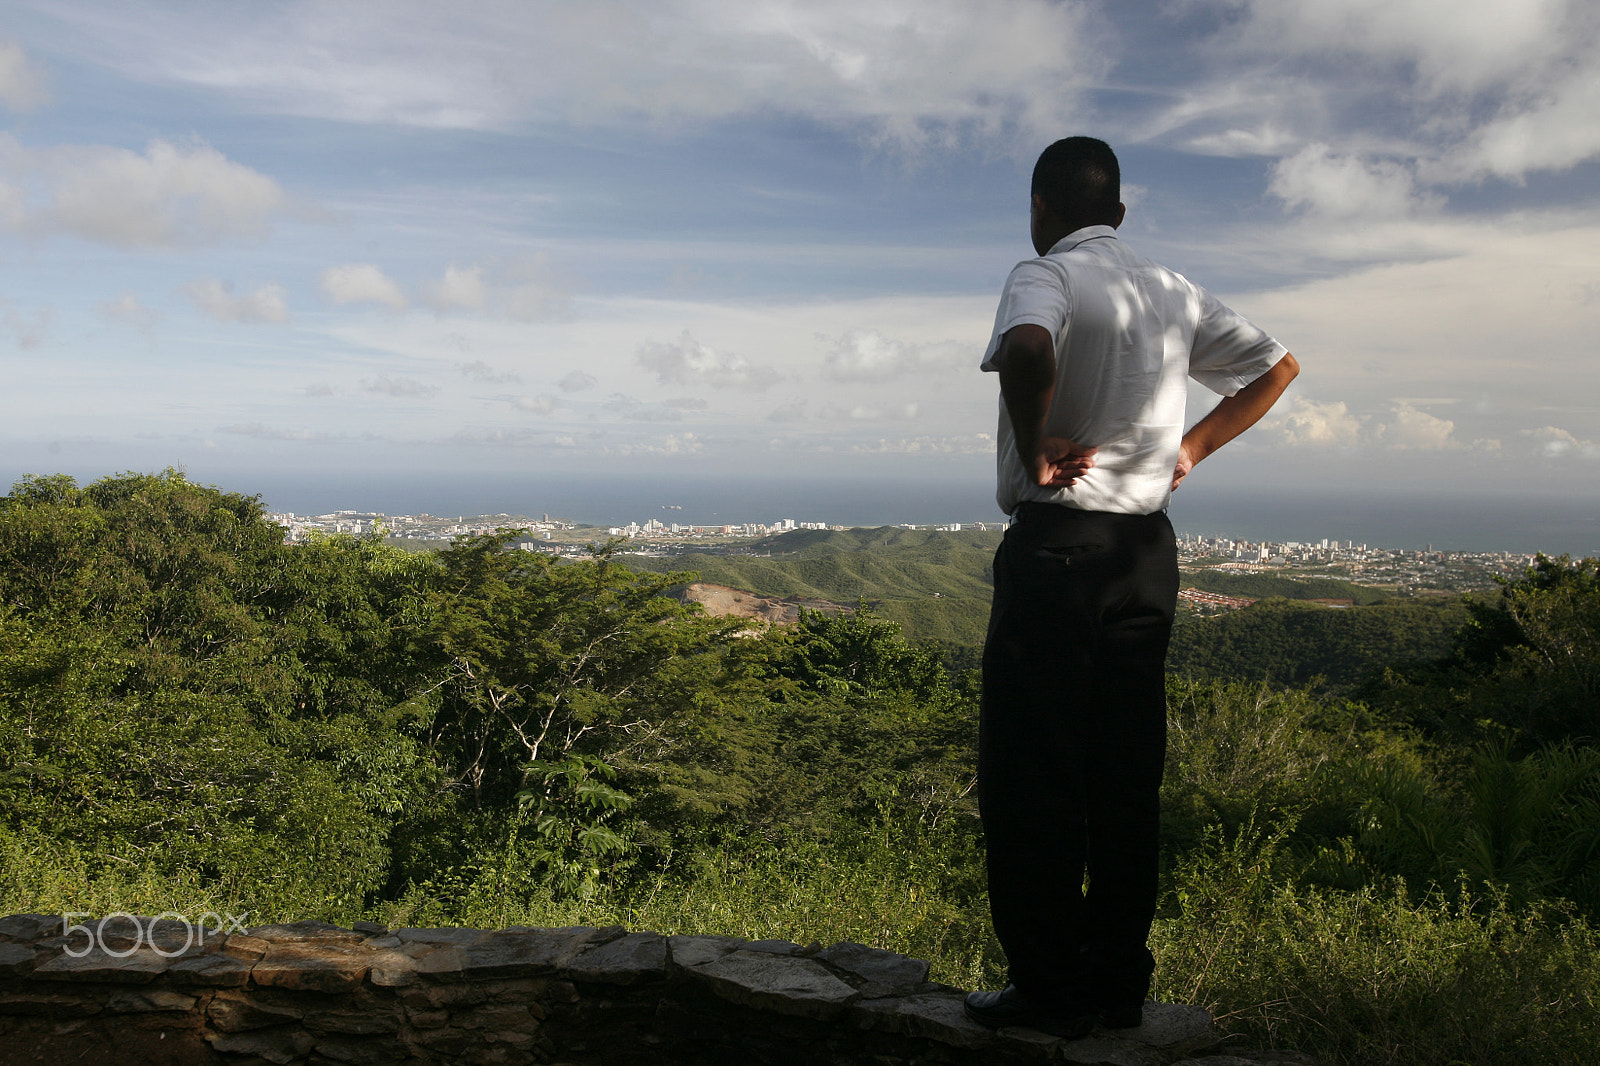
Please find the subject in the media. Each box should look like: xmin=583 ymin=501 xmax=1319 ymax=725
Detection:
xmin=418 ymin=532 xmax=757 ymax=811
xmin=0 ymin=471 xmax=445 ymax=913
xmin=1366 ymin=555 xmax=1600 ymax=746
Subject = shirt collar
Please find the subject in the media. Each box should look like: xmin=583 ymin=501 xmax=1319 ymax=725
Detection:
xmin=1046 ymin=225 xmax=1119 ymax=256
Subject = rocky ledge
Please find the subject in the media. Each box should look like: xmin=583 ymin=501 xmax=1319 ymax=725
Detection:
xmin=0 ymin=912 xmax=1233 ymax=1065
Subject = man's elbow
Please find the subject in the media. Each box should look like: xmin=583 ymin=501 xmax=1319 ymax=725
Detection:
xmin=1276 ymin=352 xmax=1300 ymax=383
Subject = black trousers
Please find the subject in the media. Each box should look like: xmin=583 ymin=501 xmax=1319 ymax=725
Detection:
xmin=979 ymin=502 xmax=1177 ymax=1007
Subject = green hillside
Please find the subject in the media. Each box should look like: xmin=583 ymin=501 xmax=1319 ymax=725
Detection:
xmin=625 ymin=526 xmax=1002 ymax=647
xmin=1180 ymin=568 xmax=1394 ymax=605
xmin=628 ymin=527 xmax=1422 ymax=653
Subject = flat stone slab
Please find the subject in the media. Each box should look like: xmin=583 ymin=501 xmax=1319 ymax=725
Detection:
xmin=106 ymin=989 xmax=198 ymax=1013
xmin=0 ymin=915 xmax=63 ymax=943
xmin=853 ymin=991 xmax=998 ymax=1051
xmin=418 ymin=926 xmax=622 ymax=981
xmin=86 ymin=917 xmax=218 ymax=958
xmin=221 ymin=934 xmax=270 ymax=961
xmin=667 ymin=934 xmax=744 ymax=969
xmin=367 ymin=949 xmax=421 ymax=987
xmin=1057 ymin=1035 xmax=1164 ymax=1066
xmin=693 ymin=949 xmax=859 ymax=1020
xmin=1112 ymin=1002 xmax=1215 ymax=1052
xmin=32 ymin=948 xmax=170 ymax=984
xmin=0 ymin=942 xmax=37 ymax=976
xmin=815 ymin=941 xmax=930 ymax=999
xmin=166 ymin=952 xmax=255 ymax=989
xmin=252 ymin=944 xmax=369 ymax=993
xmin=561 ymin=931 xmax=669 ymax=985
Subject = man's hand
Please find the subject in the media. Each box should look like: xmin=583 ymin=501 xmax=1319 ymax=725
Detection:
xmin=1033 ymin=437 xmax=1097 ymax=487
xmin=1170 ymin=440 xmax=1197 ymax=491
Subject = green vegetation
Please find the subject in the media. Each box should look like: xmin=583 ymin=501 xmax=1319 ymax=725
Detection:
xmin=1168 ymin=598 xmax=1471 ymax=689
xmin=3 ymin=471 xmax=1598 ymax=1065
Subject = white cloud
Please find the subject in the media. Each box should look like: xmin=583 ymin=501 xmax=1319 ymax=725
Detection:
xmin=1379 ymin=402 xmax=1459 ymax=450
xmin=1522 ymin=425 xmax=1600 ymax=460
xmin=321 ymin=263 xmax=407 ymax=309
xmin=663 ymin=396 xmax=709 ymax=410
xmin=514 ymin=394 xmax=557 ymax=414
xmin=768 ymin=401 xmax=808 ymax=423
xmin=43 ymin=139 xmax=285 ymax=248
xmin=1184 ymin=124 xmax=1299 ymax=158
xmin=217 ymin=422 xmax=337 ymax=442
xmin=604 ymin=432 xmax=703 ymax=456
xmin=821 ymin=328 xmax=961 ymax=382
xmin=1268 ymin=397 xmax=1366 ymax=448
xmin=504 ymin=256 xmax=571 ymax=321
xmin=460 ymin=360 xmax=520 ymax=384
xmin=0 ymin=298 xmax=50 ymax=349
xmin=362 ymin=375 xmax=438 ymax=398
xmin=1440 ymin=66 xmax=1600 ymax=182
xmin=427 ymin=263 xmax=487 ymax=311
xmin=636 ymin=330 xmax=781 ymax=391
xmin=451 ymin=427 xmax=545 ymax=445
xmin=1234 ymin=0 xmax=1577 ymax=96
xmin=1266 ymin=397 xmax=1471 ymax=452
xmin=603 ymin=394 xmax=684 ymax=422
xmin=848 ymin=434 xmax=994 ymax=454
xmin=1218 ymin=219 xmax=1600 ymax=415
xmin=0 ymin=41 xmax=49 ymax=111
xmin=559 ymin=370 xmax=598 ymax=392
xmin=822 ymin=402 xmax=920 ymax=422
xmin=1269 ymin=144 xmax=1439 ymax=219
xmin=1220 ymin=0 xmax=1600 ymax=186
xmin=0 ymin=179 xmax=24 ymax=227
xmin=184 ymin=279 xmax=288 ymax=323
xmin=48 ymin=0 xmax=1108 ymax=149
xmin=94 ymin=293 xmax=159 ymax=332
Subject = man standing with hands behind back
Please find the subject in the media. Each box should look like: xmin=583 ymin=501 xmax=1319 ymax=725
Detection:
xmin=965 ymin=137 xmax=1299 ymax=1038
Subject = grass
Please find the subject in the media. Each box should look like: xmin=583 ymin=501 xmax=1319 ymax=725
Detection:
xmin=7 ymin=818 xmax=1598 ymax=1065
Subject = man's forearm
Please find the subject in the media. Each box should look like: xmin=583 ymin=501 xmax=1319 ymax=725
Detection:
xmin=996 ymin=329 xmax=1057 ymax=464
xmin=994 ymin=324 xmax=1097 ymax=488
xmin=1182 ymin=352 xmax=1300 ymax=465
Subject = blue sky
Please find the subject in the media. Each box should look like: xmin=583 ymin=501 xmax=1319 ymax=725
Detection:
xmin=2 ymin=0 xmax=1599 ymax=532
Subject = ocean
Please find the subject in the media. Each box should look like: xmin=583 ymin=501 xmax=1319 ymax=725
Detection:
xmin=229 ymin=470 xmax=1600 ymax=558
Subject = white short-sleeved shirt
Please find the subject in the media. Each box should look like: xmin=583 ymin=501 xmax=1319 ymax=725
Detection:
xmin=982 ymin=225 xmax=1287 ymax=516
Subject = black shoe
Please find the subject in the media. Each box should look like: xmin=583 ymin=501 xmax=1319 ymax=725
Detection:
xmin=963 ymin=985 xmax=1096 ymax=1039
xmin=1097 ymin=1002 xmax=1144 ymax=1029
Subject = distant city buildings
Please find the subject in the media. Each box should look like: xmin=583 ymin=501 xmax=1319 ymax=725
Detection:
xmin=264 ymin=507 xmax=1534 ymax=593
xmin=1174 ymin=532 xmax=1535 ymax=593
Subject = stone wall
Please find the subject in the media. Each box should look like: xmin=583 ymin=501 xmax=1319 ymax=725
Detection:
xmin=0 ymin=913 xmax=1223 ymax=1066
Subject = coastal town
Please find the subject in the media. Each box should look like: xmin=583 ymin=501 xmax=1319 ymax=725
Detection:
xmin=266 ymin=508 xmax=1541 ymax=596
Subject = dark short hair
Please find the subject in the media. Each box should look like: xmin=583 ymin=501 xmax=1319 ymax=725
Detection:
xmin=1031 ymin=137 xmax=1120 ymax=223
